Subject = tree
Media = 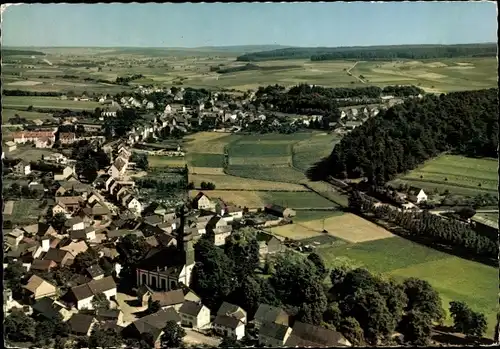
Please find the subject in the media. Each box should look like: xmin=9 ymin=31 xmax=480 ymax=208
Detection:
xmin=89 ymin=326 xmax=122 ymax=349
xmin=72 ymin=247 xmax=99 ymax=273
xmin=117 ymin=235 xmax=150 ymax=279
xmin=91 ymin=293 xmax=111 ymax=311
xmin=403 ymin=278 xmax=444 ymax=323
xmin=192 ymin=238 xmax=236 ymax=310
xmin=449 ymin=301 xmax=487 ymax=339
xmin=455 ymin=206 xmax=476 ymax=220
xmin=339 ymin=317 xmax=365 ymax=346
xmin=307 ymin=252 xmax=328 ymax=280
xmin=399 ymin=310 xmax=433 ymax=346
xmin=219 ymin=336 xmax=243 ymax=348
xmin=324 ymin=302 xmax=342 ymax=328
xmin=5 ymin=260 xmax=25 ymax=292
xmin=160 ymin=320 xmax=186 ymax=348
xmin=4 ymin=309 xmax=36 ymax=342
xmin=147 ymin=298 xmax=162 ymax=315
xmin=229 ymin=275 xmax=262 ymax=316
xmin=132 ymin=152 xmax=149 ymax=171
xmin=76 ymin=157 xmax=99 ymax=182
xmin=224 ymin=230 xmax=260 ymax=279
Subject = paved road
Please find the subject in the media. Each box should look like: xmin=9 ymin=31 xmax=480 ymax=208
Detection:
xmin=430 ymin=209 xmax=498 ymax=215
xmin=184 ymin=329 xmax=221 ymax=347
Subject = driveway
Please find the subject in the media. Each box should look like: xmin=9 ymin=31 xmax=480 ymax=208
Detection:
xmin=184 ymin=329 xmax=221 ymax=347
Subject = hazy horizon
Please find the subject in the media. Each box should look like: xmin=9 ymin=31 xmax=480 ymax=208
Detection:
xmin=3 ymin=3 xmax=497 ymax=48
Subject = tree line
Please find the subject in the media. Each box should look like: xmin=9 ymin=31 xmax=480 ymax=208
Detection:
xmin=308 ymin=88 xmax=498 ymax=184
xmin=348 ymin=191 xmax=498 ymax=264
xmin=3 ymin=89 xmax=63 ymax=97
xmin=236 ymin=43 xmax=497 ymax=62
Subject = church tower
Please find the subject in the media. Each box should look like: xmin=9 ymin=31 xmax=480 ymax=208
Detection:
xmin=175 ymin=204 xmax=195 ymax=267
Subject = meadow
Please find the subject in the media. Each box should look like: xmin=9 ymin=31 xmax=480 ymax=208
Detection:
xmin=2 ymin=108 xmax=55 ymax=122
xmin=147 ymin=155 xmax=186 ymax=168
xmin=2 ymin=96 xmax=100 ymax=110
xmin=316 ymin=237 xmax=498 ymax=336
xmin=390 ymin=154 xmax=498 ymax=196
xmin=4 ymin=199 xmax=43 ymax=225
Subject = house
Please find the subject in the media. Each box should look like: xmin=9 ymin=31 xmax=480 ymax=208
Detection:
xmin=70 ymin=227 xmax=96 ymax=241
xmin=69 ymin=276 xmax=117 ymax=309
xmin=252 ymin=304 xmax=289 ymax=329
xmin=54 ymin=165 xmax=75 ymax=181
xmin=96 ymin=309 xmax=125 ymax=326
xmin=65 ymin=216 xmax=86 ymax=231
xmin=69 ymin=313 xmax=97 ymax=336
xmin=150 ymin=289 xmax=185 ymax=311
xmin=5 ymin=228 xmax=25 ymax=247
xmin=225 ymin=205 xmax=243 ymax=220
xmin=11 ymin=130 xmax=56 ymax=145
xmin=285 ymin=321 xmax=352 ymax=347
xmin=60 ymin=240 xmax=89 ymax=257
xmin=59 ymin=132 xmax=77 ymax=145
xmin=43 ymin=248 xmax=75 ymax=267
xmin=213 ymin=302 xmax=247 ymax=340
xmin=192 ymin=192 xmax=215 ymax=211
xmin=5 ymin=140 xmax=17 ymax=152
xmin=216 ymin=302 xmax=247 ymax=323
xmin=344 ymin=121 xmax=362 ymax=130
xmin=124 ymin=194 xmax=142 ymax=215
xmin=125 ymin=308 xmax=181 ymax=348
xmin=108 ymin=156 xmax=129 ymax=179
xmin=264 ymin=204 xmax=296 ymax=218
xmin=55 ymin=196 xmax=83 ymax=213
xmin=13 ymin=160 xmax=31 ymax=175
xmin=256 ymin=231 xmax=284 ymax=256
xmin=30 ymin=259 xmax=58 ymax=272
xmin=22 ymin=222 xmax=57 ymax=238
xmin=415 ymin=189 xmax=428 ymax=204
xmin=32 ymin=297 xmax=71 ymax=321
xmin=24 ymin=275 xmax=57 ymax=300
xmin=205 ymin=215 xmax=232 ymax=246
xmin=179 ymin=300 xmax=211 ymax=330
xmin=259 ymin=322 xmax=293 ymax=347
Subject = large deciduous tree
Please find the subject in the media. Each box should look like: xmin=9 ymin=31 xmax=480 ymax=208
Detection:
xmin=403 ymin=278 xmax=444 ymax=324
xmin=160 ymin=320 xmax=186 ymax=348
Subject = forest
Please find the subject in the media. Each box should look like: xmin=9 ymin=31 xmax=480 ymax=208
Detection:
xmin=307 ymin=88 xmax=498 ymax=184
xmin=236 ymin=43 xmax=497 ymax=62
xmin=2 ymin=49 xmax=46 ymax=56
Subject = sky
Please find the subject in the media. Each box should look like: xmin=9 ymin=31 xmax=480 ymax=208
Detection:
xmin=2 ymin=2 xmax=497 ymax=47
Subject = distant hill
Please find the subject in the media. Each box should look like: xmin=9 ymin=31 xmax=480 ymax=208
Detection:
xmin=2 ymin=49 xmax=46 ymax=56
xmin=194 ymin=45 xmax=293 ymax=53
xmin=236 ymin=43 xmax=498 ymax=62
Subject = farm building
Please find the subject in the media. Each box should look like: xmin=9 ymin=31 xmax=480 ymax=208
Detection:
xmin=192 ymin=192 xmax=215 ymax=211
xmin=264 ymin=204 xmax=296 ymax=218
xmin=13 ymin=160 xmax=31 ymax=175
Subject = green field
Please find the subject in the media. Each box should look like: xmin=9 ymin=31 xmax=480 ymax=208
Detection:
xmin=2 ymin=108 xmax=55 ymax=122
xmin=317 ymin=236 xmax=498 ymax=336
xmin=187 ymin=153 xmax=225 ymax=168
xmin=225 ymin=133 xmax=313 ymax=183
xmin=260 ymin=191 xmax=338 ymax=208
xmin=292 ymin=132 xmax=340 ymax=171
xmin=292 ymin=210 xmax=344 ymax=223
xmin=391 ymin=154 xmax=498 ymax=196
xmin=147 ymin=155 xmax=186 ymax=168
xmin=5 ymin=199 xmax=43 ymax=225
xmin=2 ymin=48 xmax=496 ymax=94
xmin=2 ymin=96 xmax=100 ymax=110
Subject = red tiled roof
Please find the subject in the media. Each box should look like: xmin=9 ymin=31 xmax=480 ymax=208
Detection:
xmin=12 ymin=131 xmax=55 ymax=139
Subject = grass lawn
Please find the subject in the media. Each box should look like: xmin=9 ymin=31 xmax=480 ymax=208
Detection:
xmin=2 ymin=96 xmax=100 ymax=110
xmin=188 ymin=173 xmax=307 ymax=191
xmin=391 ymin=155 xmax=498 ymax=196
xmin=7 ymin=199 xmax=42 ymax=225
xmin=316 ymin=236 xmax=498 ymax=336
xmin=260 ymin=191 xmax=337 ymax=208
xmin=187 ymin=153 xmax=225 ymax=168
xmin=7 ymin=146 xmax=56 ymax=162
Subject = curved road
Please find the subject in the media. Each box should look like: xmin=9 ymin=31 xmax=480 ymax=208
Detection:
xmin=347 ymin=61 xmax=367 ymax=84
